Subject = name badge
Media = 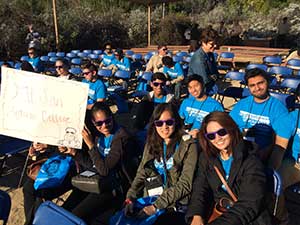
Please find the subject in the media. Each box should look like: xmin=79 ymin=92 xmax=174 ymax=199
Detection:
xmin=145 ymin=175 xmax=164 ymax=196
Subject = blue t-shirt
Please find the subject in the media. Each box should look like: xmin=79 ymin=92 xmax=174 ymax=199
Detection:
xmin=219 ymin=155 xmax=233 ymax=191
xmin=179 ymin=96 xmax=224 ymax=130
xmin=229 ymin=95 xmax=291 ymax=140
xmin=163 ymin=63 xmax=184 ymax=80
xmin=82 ymin=79 xmax=107 ymax=104
xmin=28 ymin=57 xmax=44 ymax=72
xmin=289 ymin=109 xmax=300 ymax=161
xmin=97 ymin=134 xmax=114 ymax=158
xmin=112 ymin=57 xmax=131 ymax=71
xmin=153 ymin=95 xmax=167 ymax=104
xmin=102 ymin=54 xmax=115 ymax=67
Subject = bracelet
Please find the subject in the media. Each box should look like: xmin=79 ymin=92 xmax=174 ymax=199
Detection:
xmin=124 ymin=198 xmax=132 ymax=205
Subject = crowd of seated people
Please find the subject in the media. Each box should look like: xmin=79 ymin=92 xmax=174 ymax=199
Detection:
xmin=2 ymin=27 xmax=300 ymax=225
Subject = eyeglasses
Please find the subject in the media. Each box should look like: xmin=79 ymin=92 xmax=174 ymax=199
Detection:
xmin=162 ymin=48 xmax=168 ymax=51
xmin=93 ymin=117 xmax=112 ymax=127
xmin=55 ymin=65 xmax=63 ymax=69
xmin=28 ymin=52 xmax=34 ymax=55
xmin=154 ymin=118 xmax=175 ymax=127
xmin=82 ymin=71 xmax=91 ymax=76
xmin=205 ymin=128 xmax=228 ymax=140
xmin=152 ymin=82 xmax=165 ymax=87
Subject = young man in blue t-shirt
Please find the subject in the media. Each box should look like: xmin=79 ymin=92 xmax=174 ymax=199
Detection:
xmin=230 ymin=68 xmax=292 ymax=170
xmin=279 ymin=85 xmax=300 ymax=190
xmin=100 ymin=43 xmax=115 ymax=69
xmin=82 ymin=63 xmax=107 ymax=110
xmin=162 ymin=56 xmax=184 ymax=100
xmin=179 ymin=74 xmax=223 ymax=138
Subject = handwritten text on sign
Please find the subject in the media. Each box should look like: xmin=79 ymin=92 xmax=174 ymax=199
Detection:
xmin=0 ymin=67 xmax=89 ymax=148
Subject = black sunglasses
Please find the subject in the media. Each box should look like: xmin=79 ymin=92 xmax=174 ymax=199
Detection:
xmin=154 ymin=118 xmax=175 ymax=127
xmin=82 ymin=71 xmax=91 ymax=76
xmin=205 ymin=128 xmax=228 ymax=140
xmin=55 ymin=65 xmax=63 ymax=69
xmin=93 ymin=117 xmax=112 ymax=127
xmin=152 ymin=82 xmax=165 ymax=87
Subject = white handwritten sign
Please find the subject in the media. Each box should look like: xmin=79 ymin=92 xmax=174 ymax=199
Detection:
xmin=0 ymin=67 xmax=89 ymax=148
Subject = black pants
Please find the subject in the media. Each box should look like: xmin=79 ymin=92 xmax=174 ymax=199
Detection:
xmin=154 ymin=211 xmax=187 ymax=225
xmin=23 ymin=176 xmax=73 ymax=225
xmin=62 ymin=189 xmax=123 ymax=225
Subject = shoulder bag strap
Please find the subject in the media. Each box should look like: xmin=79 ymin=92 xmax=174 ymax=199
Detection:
xmin=213 ymin=165 xmax=238 ymax=202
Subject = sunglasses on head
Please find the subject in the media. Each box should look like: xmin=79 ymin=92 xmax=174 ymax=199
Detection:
xmin=152 ymin=82 xmax=165 ymax=87
xmin=205 ymin=128 xmax=228 ymax=140
xmin=93 ymin=117 xmax=112 ymax=127
xmin=55 ymin=65 xmax=63 ymax=69
xmin=154 ymin=118 xmax=175 ymax=127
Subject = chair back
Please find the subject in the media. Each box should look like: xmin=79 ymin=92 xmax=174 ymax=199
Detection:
xmin=269 ymin=66 xmax=293 ymax=76
xmin=281 ymin=78 xmax=300 ymax=90
xmin=47 ymin=52 xmax=56 ymax=57
xmin=71 ymin=58 xmax=82 ymax=66
xmin=263 ymin=56 xmax=282 ymax=66
xmin=77 ymin=52 xmax=88 ymax=58
xmin=287 ymin=59 xmax=300 ymax=67
xmin=98 ymin=69 xmax=112 ymax=78
xmin=114 ymin=70 xmax=131 ymax=80
xmin=66 ymin=53 xmax=76 ymax=59
xmin=270 ymin=92 xmax=296 ymax=109
xmin=220 ymin=52 xmax=234 ymax=59
xmin=246 ymin=63 xmax=268 ymax=72
xmin=0 ymin=190 xmax=11 ymax=225
xmin=56 ymin=52 xmax=65 ymax=58
xmin=132 ymin=53 xmax=142 ymax=61
xmin=69 ymin=67 xmax=82 ymax=75
xmin=33 ymin=201 xmax=86 ymax=225
xmin=225 ymin=71 xmax=245 ymax=81
xmin=93 ymin=50 xmax=102 ymax=55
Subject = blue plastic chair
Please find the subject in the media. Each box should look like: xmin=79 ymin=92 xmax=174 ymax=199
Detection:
xmin=132 ymin=53 xmax=142 ymax=61
xmin=246 ymin=63 xmax=268 ymax=72
xmin=33 ymin=201 xmax=86 ymax=225
xmin=20 ymin=55 xmax=29 ymax=62
xmin=71 ymin=50 xmax=80 ymax=54
xmin=213 ymin=52 xmax=218 ymax=61
xmin=97 ymin=69 xmax=112 ymax=78
xmin=279 ymin=78 xmax=300 ymax=93
xmin=49 ymin=57 xmax=58 ymax=63
xmin=40 ymin=56 xmax=49 ymax=62
xmin=144 ymin=53 xmax=152 ymax=62
xmin=69 ymin=67 xmax=82 ymax=75
xmin=224 ymin=71 xmax=245 ymax=82
xmin=125 ymin=50 xmax=134 ymax=57
xmin=287 ymin=59 xmax=300 ymax=70
xmin=88 ymin=54 xmax=99 ymax=60
xmin=176 ymin=51 xmax=188 ymax=58
xmin=77 ymin=52 xmax=88 ymax=58
xmin=93 ymin=50 xmax=102 ymax=55
xmin=0 ymin=135 xmax=31 ymax=175
xmin=263 ymin=56 xmax=282 ymax=66
xmin=56 ymin=52 xmax=65 ymax=57
xmin=71 ymin=58 xmax=82 ymax=66
xmin=218 ymin=52 xmax=235 ymax=71
xmin=269 ymin=66 xmax=293 ymax=77
xmin=66 ymin=53 xmax=76 ymax=59
xmin=47 ymin=52 xmax=56 ymax=57
xmin=0 ymin=190 xmax=11 ymax=225
xmin=83 ymin=50 xmax=92 ymax=54
xmin=14 ymin=62 xmax=22 ymax=70
xmin=172 ymin=55 xmax=182 ymax=63
xmin=270 ymin=92 xmax=295 ymax=110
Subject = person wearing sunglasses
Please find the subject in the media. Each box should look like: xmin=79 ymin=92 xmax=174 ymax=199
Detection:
xmin=186 ymin=111 xmax=271 ymax=225
xmin=82 ymin=62 xmax=107 ymax=110
xmin=146 ymin=44 xmax=168 ymax=73
xmin=188 ymin=28 xmax=219 ymax=95
xmin=111 ymin=48 xmax=131 ymax=73
xmin=99 ymin=43 xmax=115 ymax=69
xmin=27 ymin=47 xmax=44 ymax=73
xmin=145 ymin=72 xmax=174 ymax=105
xmin=179 ymin=75 xmax=223 ymax=138
xmin=54 ymin=58 xmax=78 ymax=80
xmin=58 ymin=102 xmax=136 ymax=224
xmin=125 ymin=103 xmax=198 ymax=225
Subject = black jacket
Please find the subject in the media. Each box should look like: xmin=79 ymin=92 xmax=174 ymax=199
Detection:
xmin=74 ymin=127 xmax=132 ymax=176
xmin=186 ymin=140 xmax=271 ymax=225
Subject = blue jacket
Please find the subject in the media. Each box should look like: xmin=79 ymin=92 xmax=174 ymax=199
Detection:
xmin=188 ymin=47 xmax=218 ymax=84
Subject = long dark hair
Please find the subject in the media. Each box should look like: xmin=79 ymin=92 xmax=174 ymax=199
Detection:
xmin=146 ymin=103 xmax=184 ymax=160
xmin=199 ymin=111 xmax=242 ymax=158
